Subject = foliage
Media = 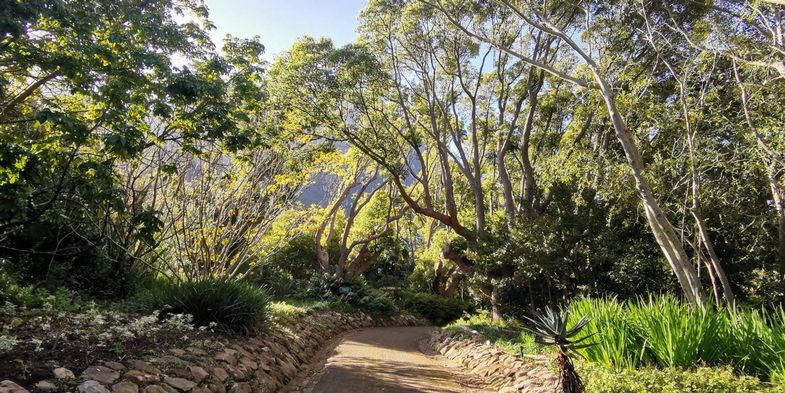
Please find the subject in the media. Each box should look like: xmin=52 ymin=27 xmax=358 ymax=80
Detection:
xmin=394 ymin=291 xmax=471 ymax=325
xmin=304 ymin=273 xmax=396 ymax=316
xmin=139 ymin=278 xmax=269 ymax=334
xmin=569 ymin=295 xmax=785 ymax=382
xmin=523 ymin=305 xmax=591 ymax=393
xmin=446 ymin=311 xmax=551 ymax=356
xmin=579 ymin=363 xmax=782 ymax=393
xmin=569 ymin=297 xmax=646 ymax=370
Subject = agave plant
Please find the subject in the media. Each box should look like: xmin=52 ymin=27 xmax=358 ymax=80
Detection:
xmin=522 ymin=306 xmax=593 ymax=393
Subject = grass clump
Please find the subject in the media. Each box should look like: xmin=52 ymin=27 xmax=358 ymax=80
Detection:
xmin=570 ymin=297 xmax=644 ymax=370
xmin=569 ymin=295 xmax=785 ymax=382
xmin=140 ymin=278 xmax=269 ymax=334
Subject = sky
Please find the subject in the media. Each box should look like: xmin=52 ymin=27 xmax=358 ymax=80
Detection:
xmin=203 ymin=0 xmax=366 ymax=60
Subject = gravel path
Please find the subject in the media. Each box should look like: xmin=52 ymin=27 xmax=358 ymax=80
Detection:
xmin=289 ymin=326 xmax=491 ymax=393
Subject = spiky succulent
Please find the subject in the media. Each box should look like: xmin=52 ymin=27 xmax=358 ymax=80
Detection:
xmin=522 ymin=306 xmax=593 ymax=353
xmin=522 ymin=306 xmax=593 ymax=393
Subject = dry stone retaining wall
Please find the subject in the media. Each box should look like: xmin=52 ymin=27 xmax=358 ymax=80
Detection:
xmin=1 ymin=312 xmax=420 ymax=393
xmin=428 ymin=328 xmax=560 ymax=393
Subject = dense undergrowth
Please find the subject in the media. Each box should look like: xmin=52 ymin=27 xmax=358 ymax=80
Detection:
xmin=447 ymin=296 xmax=785 ymax=392
xmin=570 ymin=296 xmax=785 ymax=382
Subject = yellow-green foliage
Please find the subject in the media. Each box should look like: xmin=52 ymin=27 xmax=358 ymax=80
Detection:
xmin=580 ymin=363 xmax=784 ymax=393
xmin=268 ymin=301 xmax=310 ymax=325
xmin=446 ymin=311 xmax=551 ymax=355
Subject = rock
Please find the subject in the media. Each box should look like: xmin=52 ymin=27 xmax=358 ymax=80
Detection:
xmin=78 ymin=381 xmax=111 ymax=393
xmin=186 ymin=347 xmax=207 ymax=356
xmin=81 ymin=366 xmax=120 ymax=385
xmin=169 ymin=348 xmax=187 ymax=357
xmin=163 ymin=377 xmax=195 ymax=392
xmin=104 ymin=362 xmax=126 ymax=371
xmin=126 ymin=361 xmax=160 ymax=375
xmin=34 ymin=380 xmax=57 ymax=392
xmin=142 ymin=386 xmax=168 ymax=393
xmin=210 ymin=367 xmax=229 ymax=383
xmin=206 ymin=384 xmax=225 ymax=393
xmin=213 ymin=352 xmax=236 ymax=366
xmin=123 ymin=370 xmax=160 ymax=385
xmin=228 ymin=383 xmax=251 ymax=393
xmin=223 ymin=365 xmax=246 ymax=382
xmin=188 ymin=366 xmax=209 ymax=384
xmin=0 ymin=380 xmax=30 ymax=393
xmin=112 ymin=382 xmax=139 ymax=393
xmin=53 ymin=367 xmax=75 ymax=380
xmin=191 ymin=389 xmax=211 ymax=393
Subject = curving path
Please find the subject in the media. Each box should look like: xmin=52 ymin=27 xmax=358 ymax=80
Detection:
xmin=289 ymin=326 xmax=491 ymax=393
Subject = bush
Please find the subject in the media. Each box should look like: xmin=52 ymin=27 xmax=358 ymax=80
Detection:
xmin=139 ymin=278 xmax=269 ymax=334
xmin=0 ymin=268 xmax=88 ymax=311
xmin=250 ymin=233 xmax=324 ymax=298
xmin=304 ymin=273 xmax=397 ymax=316
xmin=395 ymin=291 xmax=471 ymax=325
xmin=446 ymin=311 xmax=551 ymax=355
xmin=579 ymin=363 xmax=781 ymax=393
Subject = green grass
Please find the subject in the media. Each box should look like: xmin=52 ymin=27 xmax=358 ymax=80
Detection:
xmin=445 ymin=311 xmax=551 ymax=355
xmin=267 ymin=299 xmax=336 ymax=324
xmin=570 ymin=297 xmax=646 ymax=369
xmin=449 ymin=296 xmax=785 ymax=388
xmin=567 ymin=295 xmax=785 ymax=382
xmin=139 ymin=278 xmax=269 ymax=334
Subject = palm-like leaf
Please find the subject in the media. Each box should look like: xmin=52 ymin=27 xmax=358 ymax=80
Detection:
xmin=522 ymin=306 xmax=595 ymax=354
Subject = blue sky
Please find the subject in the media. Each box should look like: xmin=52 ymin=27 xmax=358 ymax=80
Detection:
xmin=203 ymin=0 xmax=366 ymax=60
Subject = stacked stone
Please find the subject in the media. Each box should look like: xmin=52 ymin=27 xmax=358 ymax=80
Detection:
xmin=1 ymin=313 xmax=421 ymax=393
xmin=428 ymin=329 xmax=560 ymax=393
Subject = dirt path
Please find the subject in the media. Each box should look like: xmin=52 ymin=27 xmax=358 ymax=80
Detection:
xmin=283 ymin=326 xmax=492 ymax=393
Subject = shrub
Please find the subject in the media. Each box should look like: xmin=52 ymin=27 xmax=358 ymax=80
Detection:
xmin=0 ymin=268 xmax=87 ymax=311
xmin=447 ymin=311 xmax=551 ymax=355
xmin=304 ymin=273 xmax=397 ymax=316
xmin=579 ymin=363 xmax=780 ymax=393
xmin=140 ymin=278 xmax=269 ymax=334
xmin=396 ymin=291 xmax=471 ymax=325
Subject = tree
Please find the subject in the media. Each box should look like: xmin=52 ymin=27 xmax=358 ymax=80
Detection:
xmin=433 ymin=0 xmax=712 ymax=307
xmin=313 ymin=150 xmax=409 ymax=283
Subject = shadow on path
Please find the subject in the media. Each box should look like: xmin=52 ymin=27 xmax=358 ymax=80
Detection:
xmin=300 ymin=326 xmax=490 ymax=393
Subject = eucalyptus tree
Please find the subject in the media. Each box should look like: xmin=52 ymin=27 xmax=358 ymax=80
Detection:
xmin=313 ymin=151 xmax=409 ymax=283
xmin=433 ymin=0 xmax=718 ymax=307
xmin=269 ymin=0 xmax=598 ymax=318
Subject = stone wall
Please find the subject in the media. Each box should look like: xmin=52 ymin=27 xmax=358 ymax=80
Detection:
xmin=428 ymin=328 xmax=560 ymax=393
xmin=1 ymin=312 xmax=420 ymax=393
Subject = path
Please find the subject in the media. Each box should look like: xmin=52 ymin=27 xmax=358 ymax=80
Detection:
xmin=289 ymin=326 xmax=491 ymax=393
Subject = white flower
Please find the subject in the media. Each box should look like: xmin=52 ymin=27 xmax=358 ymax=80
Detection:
xmin=0 ymin=335 xmax=19 ymax=353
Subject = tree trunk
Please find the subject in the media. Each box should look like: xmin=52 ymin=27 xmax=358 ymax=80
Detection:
xmin=769 ymin=165 xmax=785 ymax=278
xmin=440 ymin=268 xmax=463 ymax=297
xmin=599 ymin=85 xmax=706 ymax=307
xmin=693 ymin=211 xmax=735 ymax=306
xmin=490 ymin=287 xmax=501 ymax=322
